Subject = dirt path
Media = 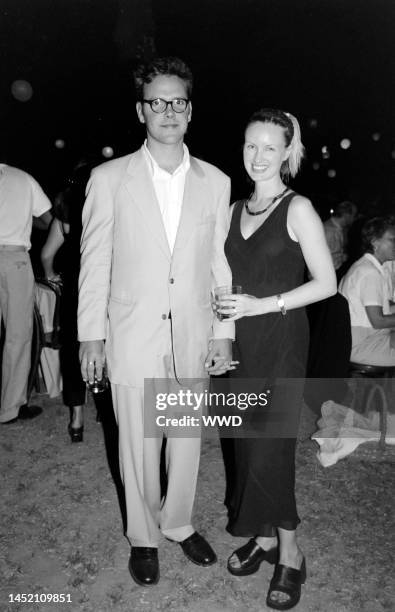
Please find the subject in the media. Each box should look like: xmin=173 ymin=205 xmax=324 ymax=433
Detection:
xmin=0 ymin=393 xmax=393 ymax=612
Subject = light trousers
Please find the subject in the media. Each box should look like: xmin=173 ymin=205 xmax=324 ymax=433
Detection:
xmin=0 ymin=251 xmax=34 ymax=422
xmin=111 ymin=365 xmax=201 ymax=547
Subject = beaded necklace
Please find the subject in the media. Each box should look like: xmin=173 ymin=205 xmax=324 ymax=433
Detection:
xmin=245 ymin=186 xmax=288 ymax=216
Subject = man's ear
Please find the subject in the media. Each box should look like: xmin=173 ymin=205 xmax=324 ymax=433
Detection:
xmin=187 ymin=101 xmax=192 ymax=123
xmin=136 ymin=102 xmax=145 ymax=124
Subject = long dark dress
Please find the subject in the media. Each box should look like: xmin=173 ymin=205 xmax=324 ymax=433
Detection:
xmin=56 ymin=186 xmax=86 ymax=408
xmin=224 ymin=192 xmax=309 ymax=537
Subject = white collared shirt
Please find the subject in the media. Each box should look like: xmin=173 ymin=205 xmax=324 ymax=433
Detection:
xmin=339 ymin=254 xmax=395 ymax=364
xmin=339 ymin=253 xmax=391 ymax=329
xmin=383 ymin=260 xmax=395 ymax=301
xmin=142 ymin=141 xmax=190 ymax=253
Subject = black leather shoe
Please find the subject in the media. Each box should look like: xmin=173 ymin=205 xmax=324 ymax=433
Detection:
xmin=128 ymin=547 xmax=159 ymax=586
xmin=19 ymin=404 xmax=42 ymax=419
xmin=179 ymin=532 xmax=217 ymax=566
xmin=68 ymin=424 xmax=84 ymax=443
xmin=4 ymin=404 xmax=43 ymax=423
xmin=227 ymin=538 xmax=278 ymax=576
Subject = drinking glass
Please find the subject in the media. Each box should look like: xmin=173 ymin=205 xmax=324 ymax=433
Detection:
xmin=213 ymin=285 xmax=242 ymax=321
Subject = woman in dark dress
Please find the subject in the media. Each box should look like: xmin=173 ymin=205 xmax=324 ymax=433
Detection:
xmin=41 ymin=165 xmax=91 ymax=442
xmin=216 ymin=109 xmax=336 ymax=610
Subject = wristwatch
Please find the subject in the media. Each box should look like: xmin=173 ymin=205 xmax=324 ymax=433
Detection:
xmin=276 ymin=294 xmax=287 ymax=316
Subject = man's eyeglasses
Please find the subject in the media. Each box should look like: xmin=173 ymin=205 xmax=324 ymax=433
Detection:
xmin=142 ymin=98 xmax=189 ymax=114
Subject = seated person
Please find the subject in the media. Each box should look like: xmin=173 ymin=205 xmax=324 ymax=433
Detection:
xmin=339 ymin=216 xmax=395 ymax=366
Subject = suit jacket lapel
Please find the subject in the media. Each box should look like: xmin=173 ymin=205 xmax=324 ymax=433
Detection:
xmin=124 ymin=150 xmax=171 ymax=260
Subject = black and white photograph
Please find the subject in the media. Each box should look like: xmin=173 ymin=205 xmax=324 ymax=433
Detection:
xmin=0 ymin=1 xmax=394 ymax=611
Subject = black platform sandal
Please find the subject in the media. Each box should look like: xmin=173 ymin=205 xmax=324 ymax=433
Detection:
xmin=227 ymin=538 xmax=278 ymax=576
xmin=266 ymin=557 xmax=306 ymax=610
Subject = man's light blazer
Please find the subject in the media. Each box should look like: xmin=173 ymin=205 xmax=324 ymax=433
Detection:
xmin=78 ymin=147 xmax=234 ymax=387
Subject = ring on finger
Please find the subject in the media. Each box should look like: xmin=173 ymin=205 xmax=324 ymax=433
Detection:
xmin=88 ymin=361 xmax=94 ymax=365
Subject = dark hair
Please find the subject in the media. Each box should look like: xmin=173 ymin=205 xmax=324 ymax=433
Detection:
xmin=245 ymin=108 xmax=304 ymax=179
xmin=53 ymin=161 xmax=94 ymax=225
xmin=333 ymin=200 xmax=356 ymax=217
xmin=361 ymin=216 xmax=395 ymax=253
xmin=53 ymin=189 xmax=71 ymax=224
xmin=133 ymin=56 xmax=193 ymax=100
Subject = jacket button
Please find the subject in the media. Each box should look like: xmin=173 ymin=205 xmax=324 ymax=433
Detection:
xmin=169 ymin=278 xmax=174 ymax=284
xmin=161 ymin=314 xmax=167 ymax=320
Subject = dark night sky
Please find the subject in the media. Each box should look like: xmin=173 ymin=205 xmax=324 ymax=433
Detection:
xmin=1 ymin=0 xmax=394 ymax=212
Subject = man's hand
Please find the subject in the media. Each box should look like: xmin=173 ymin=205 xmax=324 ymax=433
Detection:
xmin=204 ymin=338 xmax=238 ymax=376
xmin=79 ymin=340 xmax=105 ymax=384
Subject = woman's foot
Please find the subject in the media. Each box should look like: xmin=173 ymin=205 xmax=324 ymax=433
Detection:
xmin=227 ymin=536 xmax=278 ymax=575
xmin=68 ymin=424 xmax=84 ymax=443
xmin=267 ymin=550 xmax=306 ymax=610
xmin=70 ymin=405 xmax=84 ymax=429
xmin=68 ymin=405 xmax=84 ymax=442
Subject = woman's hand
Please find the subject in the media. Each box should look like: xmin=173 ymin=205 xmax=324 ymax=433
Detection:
xmin=215 ymin=293 xmax=266 ymax=320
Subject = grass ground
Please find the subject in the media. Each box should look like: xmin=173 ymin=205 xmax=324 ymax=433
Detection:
xmin=0 ymin=391 xmax=394 ymax=612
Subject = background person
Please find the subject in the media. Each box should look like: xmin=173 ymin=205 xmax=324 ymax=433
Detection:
xmin=323 ymin=200 xmax=357 ymax=280
xmin=0 ymin=163 xmax=52 ymax=423
xmin=41 ymin=163 xmax=93 ymax=442
xmin=339 ymin=216 xmax=395 ymax=366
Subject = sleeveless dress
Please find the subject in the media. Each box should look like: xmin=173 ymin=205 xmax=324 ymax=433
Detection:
xmin=224 ymin=192 xmax=309 ymax=536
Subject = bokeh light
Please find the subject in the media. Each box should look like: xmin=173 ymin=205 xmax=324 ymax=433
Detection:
xmin=102 ymin=146 xmax=114 ymax=158
xmin=312 ymin=162 xmax=320 ymax=170
xmin=321 ymin=146 xmax=330 ymax=159
xmin=372 ymin=132 xmax=381 ymax=141
xmin=340 ymin=138 xmax=351 ymax=150
xmin=54 ymin=139 xmax=65 ymax=149
xmin=11 ymin=79 xmax=33 ymax=102
xmin=308 ymin=118 xmax=318 ymax=128
xmin=328 ymin=169 xmax=336 ymax=178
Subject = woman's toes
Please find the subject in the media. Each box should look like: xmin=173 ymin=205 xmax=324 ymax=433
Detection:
xmin=269 ymin=591 xmax=290 ymax=604
xmin=228 ymin=554 xmax=241 ymax=568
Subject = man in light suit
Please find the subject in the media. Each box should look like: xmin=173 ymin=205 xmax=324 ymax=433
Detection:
xmin=78 ymin=57 xmax=234 ymax=586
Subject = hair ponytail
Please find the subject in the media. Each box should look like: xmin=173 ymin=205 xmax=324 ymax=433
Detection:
xmin=284 ymin=112 xmax=305 ymax=178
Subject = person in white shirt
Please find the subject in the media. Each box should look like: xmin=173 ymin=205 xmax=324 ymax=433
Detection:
xmin=77 ymin=57 xmax=234 ymax=586
xmin=339 ymin=216 xmax=395 ymax=366
xmin=0 ymin=164 xmax=52 ymax=423
xmin=323 ymin=200 xmax=357 ymax=278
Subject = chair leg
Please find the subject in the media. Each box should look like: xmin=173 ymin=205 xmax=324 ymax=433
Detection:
xmin=365 ymin=383 xmax=388 ymax=451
